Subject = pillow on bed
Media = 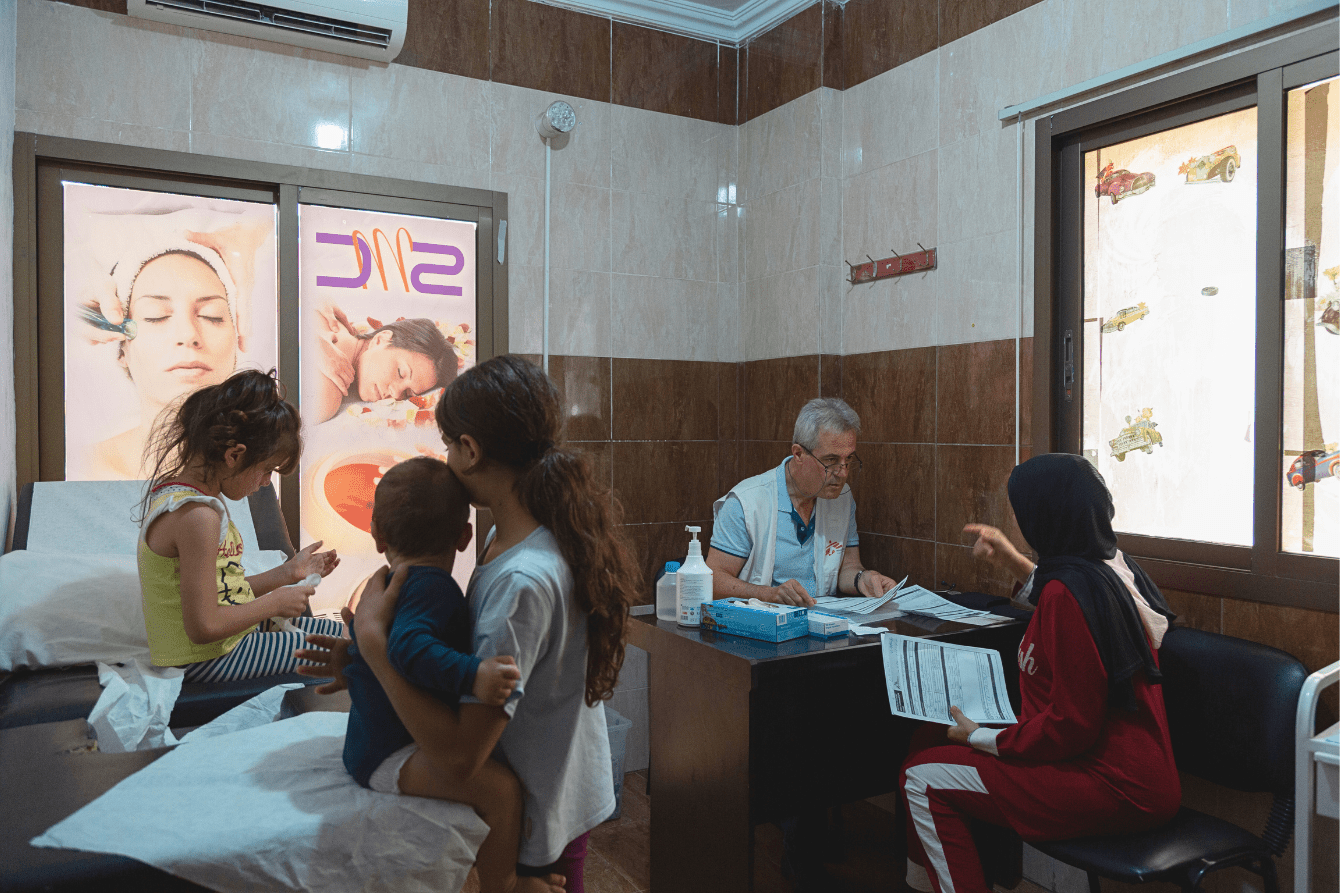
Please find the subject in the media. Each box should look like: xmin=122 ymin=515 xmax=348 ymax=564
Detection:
xmin=0 ymin=551 xmax=150 ymax=671
xmin=0 ymin=549 xmax=292 ymax=672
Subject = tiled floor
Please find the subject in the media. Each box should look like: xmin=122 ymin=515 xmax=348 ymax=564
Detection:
xmin=460 ymin=768 xmax=1012 ymax=893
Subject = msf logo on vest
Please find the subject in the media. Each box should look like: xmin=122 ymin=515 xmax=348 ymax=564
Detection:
xmin=1018 ymin=641 xmax=1038 ymax=675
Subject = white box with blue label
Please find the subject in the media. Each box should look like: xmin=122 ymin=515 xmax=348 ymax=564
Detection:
xmin=700 ymin=598 xmax=808 ymax=642
xmin=807 ymin=612 xmax=848 ymax=638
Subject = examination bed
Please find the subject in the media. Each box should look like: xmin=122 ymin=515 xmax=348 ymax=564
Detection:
xmin=0 ymin=479 xmax=318 ymax=730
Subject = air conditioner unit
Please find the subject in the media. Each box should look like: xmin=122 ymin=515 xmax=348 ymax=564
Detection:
xmin=128 ymin=0 xmax=408 ymax=64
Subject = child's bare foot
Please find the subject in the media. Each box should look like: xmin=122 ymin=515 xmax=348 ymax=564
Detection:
xmin=513 ymin=874 xmax=565 ymax=893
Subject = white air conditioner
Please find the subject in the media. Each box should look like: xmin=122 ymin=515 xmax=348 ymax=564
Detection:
xmin=128 ymin=0 xmax=408 ymax=64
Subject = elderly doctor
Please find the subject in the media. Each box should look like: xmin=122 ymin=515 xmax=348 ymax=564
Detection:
xmin=707 ymin=398 xmax=899 ymax=606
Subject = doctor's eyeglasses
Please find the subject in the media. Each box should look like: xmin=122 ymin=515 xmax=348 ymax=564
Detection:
xmin=800 ymin=444 xmax=862 ymax=478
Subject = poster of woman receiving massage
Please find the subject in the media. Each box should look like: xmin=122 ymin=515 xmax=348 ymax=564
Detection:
xmin=62 ymin=182 xmax=280 ymax=481
xmin=298 ymin=203 xmax=477 ymax=617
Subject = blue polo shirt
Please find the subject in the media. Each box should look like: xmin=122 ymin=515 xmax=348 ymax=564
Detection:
xmin=711 ymin=458 xmax=860 ymax=597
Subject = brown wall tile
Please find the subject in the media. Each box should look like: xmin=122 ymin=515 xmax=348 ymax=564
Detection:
xmin=718 ymin=44 xmax=739 ymax=125
xmin=612 ymin=358 xmax=721 ymax=441
xmin=842 ymin=347 xmax=936 ymax=444
xmin=820 ymin=354 xmax=843 ymax=399
xmin=821 ymin=0 xmax=844 ymax=90
xmin=50 ymin=0 xmax=125 ymax=12
xmin=1162 ymin=588 xmax=1221 ymax=633
xmin=1019 ymin=337 xmax=1033 ymax=447
xmin=550 ymin=355 xmax=611 ymax=442
xmin=613 ymin=441 xmax=720 ymax=524
xmin=937 ymin=542 xmax=1017 ymax=599
xmin=741 ymin=356 xmax=819 ymax=441
xmin=855 ymin=442 xmax=935 ymax=539
xmin=719 ymin=438 xmax=740 ymax=500
xmin=1222 ymin=598 xmax=1340 ymax=676
xmin=612 ymin=24 xmax=719 ymax=121
xmin=720 ymin=362 xmax=742 ymax=443
xmin=396 ymin=0 xmax=490 ymax=81
xmin=740 ymin=441 xmax=789 ymax=481
xmin=935 ymin=444 xmax=1016 ymax=543
xmin=744 ymin=4 xmax=823 ymax=122
xmin=937 ymin=340 xmax=1017 ymax=445
xmin=491 ymin=0 xmax=611 ymax=102
xmin=570 ymin=440 xmax=613 ymax=496
xmin=841 ymin=0 xmax=938 ymax=91
xmin=622 ymin=521 xmax=706 ymax=603
xmin=860 ymin=533 xmax=935 ymax=591
xmin=940 ymin=0 xmax=1045 ymax=47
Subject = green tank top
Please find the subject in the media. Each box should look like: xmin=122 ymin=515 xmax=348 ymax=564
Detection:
xmin=138 ymin=483 xmax=257 ymax=667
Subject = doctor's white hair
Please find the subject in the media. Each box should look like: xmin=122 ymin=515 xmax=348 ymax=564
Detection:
xmin=793 ymin=398 xmax=861 ymax=450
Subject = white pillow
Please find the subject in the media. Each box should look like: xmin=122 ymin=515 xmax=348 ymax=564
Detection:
xmin=0 ymin=551 xmax=150 ymax=671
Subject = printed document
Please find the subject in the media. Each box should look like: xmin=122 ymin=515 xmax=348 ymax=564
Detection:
xmin=880 ymin=634 xmax=1018 ymax=726
xmin=888 ymin=585 xmax=1005 ymax=626
xmin=811 ymin=575 xmax=909 ymax=615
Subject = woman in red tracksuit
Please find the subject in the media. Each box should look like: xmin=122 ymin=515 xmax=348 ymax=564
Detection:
xmin=901 ymin=453 xmax=1181 ymax=893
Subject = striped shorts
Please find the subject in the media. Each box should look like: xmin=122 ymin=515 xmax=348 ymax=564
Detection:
xmin=183 ymin=616 xmax=346 ymax=683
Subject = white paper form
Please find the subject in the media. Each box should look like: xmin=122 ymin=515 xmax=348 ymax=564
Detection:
xmin=881 ymin=634 xmax=1018 ymax=726
xmin=888 ymin=584 xmax=1006 ymax=626
xmin=811 ymin=575 xmax=909 ymax=615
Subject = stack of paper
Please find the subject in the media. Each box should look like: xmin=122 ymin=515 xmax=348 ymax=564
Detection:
xmin=881 ymin=634 xmax=1018 ymax=726
xmin=888 ymin=585 xmax=1007 ymax=626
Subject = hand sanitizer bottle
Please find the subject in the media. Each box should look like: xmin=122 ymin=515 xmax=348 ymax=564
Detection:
xmin=676 ymin=526 xmax=713 ymax=627
xmin=655 ymin=561 xmax=681 ymax=622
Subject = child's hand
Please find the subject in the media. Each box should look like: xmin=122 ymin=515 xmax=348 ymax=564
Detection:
xmin=268 ymin=583 xmax=315 ymax=618
xmin=473 ymin=655 xmax=521 ymax=706
xmin=288 ymin=540 xmax=340 ymax=582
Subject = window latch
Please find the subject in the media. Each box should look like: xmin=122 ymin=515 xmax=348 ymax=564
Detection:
xmin=1062 ymin=329 xmax=1075 ymax=402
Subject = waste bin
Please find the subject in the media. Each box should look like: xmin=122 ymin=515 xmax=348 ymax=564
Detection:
xmin=604 ymin=704 xmax=632 ymax=820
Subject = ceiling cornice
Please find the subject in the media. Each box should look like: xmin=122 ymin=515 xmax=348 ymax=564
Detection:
xmin=533 ymin=0 xmax=820 ymax=47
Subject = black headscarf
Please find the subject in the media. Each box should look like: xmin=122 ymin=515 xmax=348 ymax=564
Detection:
xmin=1008 ymin=454 xmax=1175 ymax=712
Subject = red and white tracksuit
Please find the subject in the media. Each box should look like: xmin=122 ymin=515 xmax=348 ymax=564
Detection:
xmin=900 ymin=580 xmax=1180 ymax=893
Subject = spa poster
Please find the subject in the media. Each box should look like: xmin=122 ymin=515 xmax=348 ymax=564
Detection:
xmin=62 ymin=182 xmax=279 ymax=481
xmin=298 ymin=203 xmax=477 ymax=616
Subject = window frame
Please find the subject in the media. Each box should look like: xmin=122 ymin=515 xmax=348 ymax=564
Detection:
xmin=1033 ymin=24 xmax=1340 ymax=612
xmin=12 ymin=134 xmax=510 ymax=545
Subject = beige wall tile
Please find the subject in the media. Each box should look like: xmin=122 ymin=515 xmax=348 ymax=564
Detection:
xmin=842 ymin=266 xmax=939 ymax=355
xmin=742 ymin=266 xmax=823 ymax=361
xmin=611 ymin=274 xmax=718 ymax=361
xmin=346 ymin=153 xmax=490 ymax=193
xmin=743 ymin=177 xmax=821 ymax=278
xmin=14 ymin=107 xmax=190 ymax=153
xmin=935 ymin=228 xmax=1027 ymax=345
xmin=191 ymin=31 xmax=352 ymax=152
xmin=716 ymin=280 xmax=741 ymax=363
xmin=189 ymin=131 xmax=350 ymax=172
xmin=17 ymin=0 xmax=193 ymax=131
xmin=936 ymin=126 xmax=1019 ymax=247
xmin=508 ymin=263 xmax=543 ymax=355
xmin=741 ymin=90 xmax=821 ymax=203
xmin=548 ymin=268 xmax=611 ymax=358
xmin=350 ymin=64 xmax=490 ymax=178
xmin=549 ymin=182 xmax=611 ymax=273
xmin=818 ymin=86 xmax=843 ymax=181
xmin=841 ymin=50 xmax=938 ymax=180
xmin=610 ymin=190 xmax=718 ymax=282
xmin=610 ymin=103 xmax=721 ymax=201
xmin=488 ymin=82 xmax=610 ymax=189
xmin=843 ymin=149 xmax=938 ymax=271
xmin=487 ymin=171 xmax=543 ymax=268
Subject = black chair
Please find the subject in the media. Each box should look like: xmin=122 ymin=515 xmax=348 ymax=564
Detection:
xmin=1032 ymin=627 xmax=1307 ymax=893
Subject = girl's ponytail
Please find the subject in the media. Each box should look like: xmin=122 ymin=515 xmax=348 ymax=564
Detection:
xmin=517 ymin=446 xmax=637 ymax=705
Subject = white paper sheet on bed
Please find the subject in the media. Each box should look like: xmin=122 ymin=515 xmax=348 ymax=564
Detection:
xmin=31 ymin=712 xmax=487 ymax=893
xmin=23 ymin=479 xmax=260 ymax=556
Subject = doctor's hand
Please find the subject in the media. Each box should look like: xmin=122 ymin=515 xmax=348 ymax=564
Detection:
xmin=857 ymin=570 xmax=898 ymax=598
xmin=946 ymin=706 xmax=980 ymax=746
xmin=294 ymin=607 xmax=354 ymax=694
xmin=768 ymin=579 xmax=816 ymax=607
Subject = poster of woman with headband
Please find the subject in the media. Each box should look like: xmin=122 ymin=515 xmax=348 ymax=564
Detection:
xmin=63 ymin=181 xmax=279 ymax=480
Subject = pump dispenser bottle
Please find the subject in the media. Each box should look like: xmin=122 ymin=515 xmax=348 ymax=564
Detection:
xmin=676 ymin=525 xmax=713 ymax=627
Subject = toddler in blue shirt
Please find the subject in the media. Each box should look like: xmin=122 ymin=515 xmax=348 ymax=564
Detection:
xmin=338 ymin=456 xmax=556 ymax=893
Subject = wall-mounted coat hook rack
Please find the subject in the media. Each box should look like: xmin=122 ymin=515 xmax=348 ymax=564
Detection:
xmin=848 ymin=245 xmax=937 ymax=284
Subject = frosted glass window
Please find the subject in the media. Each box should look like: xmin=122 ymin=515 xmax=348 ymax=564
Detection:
xmin=1281 ymin=76 xmax=1339 ymax=558
xmin=1083 ymin=108 xmax=1258 ymax=546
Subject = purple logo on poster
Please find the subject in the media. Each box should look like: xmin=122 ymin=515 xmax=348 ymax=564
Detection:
xmin=315 ymin=231 xmax=464 ymax=296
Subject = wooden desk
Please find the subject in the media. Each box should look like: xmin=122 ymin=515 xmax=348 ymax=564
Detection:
xmin=628 ymin=611 xmax=1025 ymax=893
